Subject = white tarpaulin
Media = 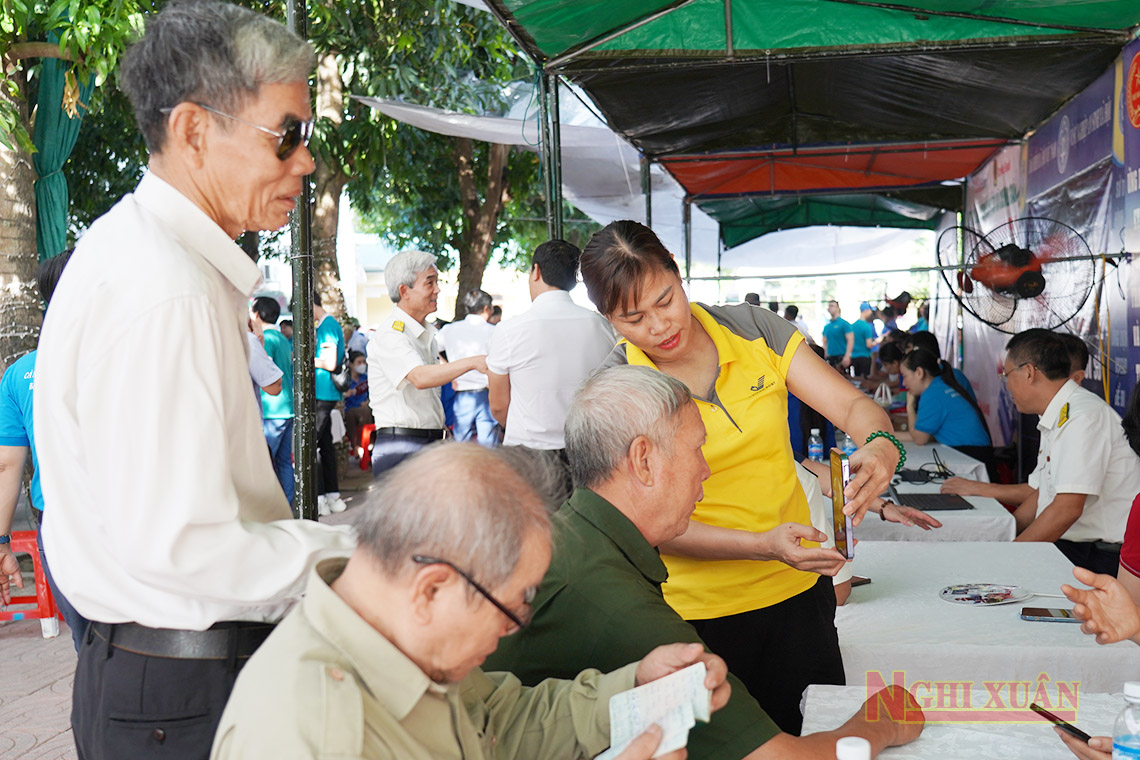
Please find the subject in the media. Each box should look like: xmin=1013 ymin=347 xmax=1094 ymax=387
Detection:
xmin=353 ymin=90 xmax=932 ymax=270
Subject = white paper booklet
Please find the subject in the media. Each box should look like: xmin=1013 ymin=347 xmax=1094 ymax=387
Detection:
xmin=594 ymin=662 xmax=712 ymax=760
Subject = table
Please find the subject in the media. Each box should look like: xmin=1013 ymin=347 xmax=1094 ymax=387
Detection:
xmin=837 ymin=542 xmax=1140 ymax=693
xmin=901 ymin=441 xmax=989 ymax=484
xmin=801 ymin=684 xmax=1121 ymax=759
xmin=856 ymin=491 xmax=1015 ymax=542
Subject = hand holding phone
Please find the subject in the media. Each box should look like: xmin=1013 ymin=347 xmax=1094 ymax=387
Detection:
xmin=830 ymin=449 xmax=854 ymax=560
xmin=1030 ymin=702 xmax=1091 ymax=743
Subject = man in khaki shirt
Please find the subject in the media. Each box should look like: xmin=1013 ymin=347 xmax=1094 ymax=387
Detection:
xmin=211 ymin=444 xmax=731 ymax=760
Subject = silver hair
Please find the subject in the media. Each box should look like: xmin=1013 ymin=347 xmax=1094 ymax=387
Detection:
xmin=565 ymin=365 xmax=693 ymax=489
xmin=120 ymin=0 xmax=316 ymax=153
xmin=384 ymin=250 xmax=439 ymax=302
xmin=497 ymin=445 xmax=573 ymax=512
xmin=352 ymin=443 xmax=551 ymax=590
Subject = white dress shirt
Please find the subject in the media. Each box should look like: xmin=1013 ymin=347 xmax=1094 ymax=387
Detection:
xmin=34 ymin=172 xmax=355 ymax=629
xmin=485 ymin=290 xmax=615 ymax=449
xmin=1027 ymin=380 xmax=1140 ymax=543
xmin=367 ymin=305 xmax=444 ymax=429
xmin=437 ymin=313 xmax=495 ymax=391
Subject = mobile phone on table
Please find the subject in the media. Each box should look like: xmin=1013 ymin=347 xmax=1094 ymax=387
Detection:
xmin=1020 ymin=607 xmax=1082 ymax=623
xmin=1030 ymin=702 xmax=1091 ymax=743
xmin=830 ymin=448 xmax=854 ymax=559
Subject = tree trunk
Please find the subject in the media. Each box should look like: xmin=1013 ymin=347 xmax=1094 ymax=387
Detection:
xmin=312 ymin=51 xmax=348 ymax=320
xmin=453 ymin=138 xmax=510 ymax=320
xmin=0 ymin=69 xmax=41 ymax=375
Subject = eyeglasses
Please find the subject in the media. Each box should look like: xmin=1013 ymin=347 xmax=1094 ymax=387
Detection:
xmin=1000 ymin=362 xmax=1030 ymax=384
xmin=160 ymin=102 xmax=314 ymax=161
xmin=411 ymin=554 xmax=531 ymax=633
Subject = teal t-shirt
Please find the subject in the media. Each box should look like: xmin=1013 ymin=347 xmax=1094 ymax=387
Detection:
xmin=314 ymin=315 xmax=345 ymax=402
xmin=851 ymin=319 xmax=874 ymax=358
xmin=822 ymin=317 xmax=852 ymax=357
xmin=261 ymin=328 xmax=294 ymax=419
xmin=914 ymin=376 xmax=989 ymax=446
xmin=0 ymin=351 xmax=41 ymax=510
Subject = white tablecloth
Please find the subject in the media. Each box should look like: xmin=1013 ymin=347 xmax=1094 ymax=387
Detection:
xmin=858 ymin=490 xmax=1015 ymax=543
xmin=837 ymin=542 xmax=1140 ymax=693
xmin=901 ymin=442 xmax=989 ymax=484
xmin=802 ymin=684 xmax=1122 ymax=759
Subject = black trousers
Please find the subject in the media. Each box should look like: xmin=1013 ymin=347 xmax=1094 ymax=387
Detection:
xmin=850 ymin=356 xmax=872 ymax=377
xmin=1056 ymin=539 xmax=1121 ymax=576
xmin=371 ymin=432 xmax=434 ymax=477
xmin=315 ymin=400 xmax=339 ymax=496
xmin=72 ymin=625 xmax=256 ymax=760
xmin=689 ymin=575 xmax=845 ymax=736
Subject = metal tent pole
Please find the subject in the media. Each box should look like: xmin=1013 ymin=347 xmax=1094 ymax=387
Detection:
xmin=547 ymin=73 xmax=564 ymax=240
xmin=538 ymin=73 xmax=556 ymax=240
xmin=683 ymin=198 xmax=692 ymax=284
xmin=641 ymin=155 xmax=652 ymax=228
xmin=287 ymin=0 xmax=317 ymax=521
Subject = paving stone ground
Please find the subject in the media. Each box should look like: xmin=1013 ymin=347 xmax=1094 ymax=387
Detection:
xmin=1 ymin=465 xmax=374 ymax=759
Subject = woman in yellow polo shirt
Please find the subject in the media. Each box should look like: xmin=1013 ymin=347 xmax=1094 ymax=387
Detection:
xmin=579 ymin=220 xmax=903 ymax=734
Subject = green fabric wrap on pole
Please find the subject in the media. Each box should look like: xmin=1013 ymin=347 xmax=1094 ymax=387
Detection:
xmin=33 ymin=55 xmax=94 ymax=261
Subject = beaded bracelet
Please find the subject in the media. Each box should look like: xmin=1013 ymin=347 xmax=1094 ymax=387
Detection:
xmin=865 ymin=430 xmax=906 ymax=471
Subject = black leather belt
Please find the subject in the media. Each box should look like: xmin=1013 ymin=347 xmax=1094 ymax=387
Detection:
xmin=90 ymin=621 xmax=274 ymax=660
xmin=375 ymin=426 xmax=446 ymax=440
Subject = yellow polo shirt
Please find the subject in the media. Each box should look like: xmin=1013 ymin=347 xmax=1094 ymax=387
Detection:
xmin=616 ymin=303 xmax=817 ymax=619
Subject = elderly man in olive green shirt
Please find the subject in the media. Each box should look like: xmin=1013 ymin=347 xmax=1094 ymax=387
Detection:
xmin=211 ymin=443 xmax=731 ymax=760
xmin=486 ymin=366 xmax=925 ymax=760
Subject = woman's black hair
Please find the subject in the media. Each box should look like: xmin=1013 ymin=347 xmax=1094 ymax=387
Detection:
xmin=1123 ymin=383 xmax=1140 ymax=458
xmin=903 ymin=348 xmax=991 ymax=444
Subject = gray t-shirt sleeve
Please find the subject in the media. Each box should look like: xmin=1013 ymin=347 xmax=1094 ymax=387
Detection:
xmin=699 ymin=302 xmax=801 ymax=357
xmin=597 ymin=342 xmax=629 ymax=370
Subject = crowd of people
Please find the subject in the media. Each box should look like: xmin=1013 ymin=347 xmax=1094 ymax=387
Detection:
xmin=0 ymin=4 xmax=1138 ymax=760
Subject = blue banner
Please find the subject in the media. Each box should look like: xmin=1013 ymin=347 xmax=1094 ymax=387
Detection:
xmin=1028 ymin=66 xmax=1115 ymax=199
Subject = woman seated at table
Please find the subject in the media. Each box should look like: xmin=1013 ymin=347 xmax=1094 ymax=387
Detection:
xmin=578 ymin=219 xmax=904 ymax=734
xmin=866 ymin=341 xmax=904 ymax=393
xmin=898 ymin=348 xmax=996 ymax=480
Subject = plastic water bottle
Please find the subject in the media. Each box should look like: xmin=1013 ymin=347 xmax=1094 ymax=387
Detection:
xmin=1114 ymin=682 xmax=1140 ymax=759
xmin=808 ymin=428 xmax=824 ymax=462
xmin=836 ymin=736 xmax=871 ymax=760
xmin=841 ymin=432 xmax=857 ymax=457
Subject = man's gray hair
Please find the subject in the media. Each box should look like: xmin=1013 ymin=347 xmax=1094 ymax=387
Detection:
xmin=385 ymin=250 xmax=438 ymax=302
xmin=565 ymin=365 xmax=693 ymax=489
xmin=120 ymin=0 xmax=316 ymax=153
xmin=352 ymin=443 xmax=551 ymax=590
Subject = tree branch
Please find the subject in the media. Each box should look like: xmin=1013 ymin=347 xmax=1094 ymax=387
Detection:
xmin=4 ymin=42 xmax=74 ymax=63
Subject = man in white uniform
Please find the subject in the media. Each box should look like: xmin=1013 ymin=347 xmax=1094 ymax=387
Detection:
xmin=32 ymin=4 xmax=356 ymax=758
xmin=368 ymin=250 xmax=487 ymax=475
xmin=1002 ymin=330 xmax=1140 ymax=574
xmin=437 ymin=288 xmax=499 ymax=447
xmin=487 ymin=240 xmax=614 ymax=455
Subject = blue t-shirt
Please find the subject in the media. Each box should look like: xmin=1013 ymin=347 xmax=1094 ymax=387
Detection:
xmin=314 ymin=314 xmax=345 ymax=402
xmin=0 ymin=351 xmax=42 ymax=510
xmin=914 ymin=375 xmax=989 ymax=447
xmin=851 ymin=320 xmax=874 ymax=359
xmin=910 ymin=317 xmax=929 ymax=333
xmin=822 ymin=317 xmax=852 ymax=358
xmin=344 ymin=374 xmax=368 ymax=411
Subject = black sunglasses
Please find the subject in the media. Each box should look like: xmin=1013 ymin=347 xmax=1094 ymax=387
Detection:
xmin=412 ymin=554 xmax=530 ymax=632
xmin=160 ymin=102 xmax=314 ymax=161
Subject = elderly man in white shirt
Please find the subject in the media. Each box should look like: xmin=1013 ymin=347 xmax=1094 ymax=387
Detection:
xmin=437 ymin=288 xmax=500 ymax=447
xmin=367 ymin=251 xmax=487 ymax=475
xmin=32 ymin=4 xmax=356 ymax=759
xmin=486 ymin=240 xmax=615 ymax=454
xmin=1002 ymin=329 xmax=1140 ymax=575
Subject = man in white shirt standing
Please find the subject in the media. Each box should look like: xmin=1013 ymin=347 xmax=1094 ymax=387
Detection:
xmin=487 ymin=240 xmax=615 ymax=456
xmin=368 ymin=251 xmax=487 ymax=475
xmin=437 ymin=288 xmax=499 ymax=447
xmin=32 ymin=4 xmax=356 ymax=759
xmin=1002 ymin=329 xmax=1140 ymax=574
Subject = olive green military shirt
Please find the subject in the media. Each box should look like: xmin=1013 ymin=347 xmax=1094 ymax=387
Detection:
xmin=485 ymin=488 xmax=782 ymax=760
xmin=211 ymin=557 xmax=636 ymax=760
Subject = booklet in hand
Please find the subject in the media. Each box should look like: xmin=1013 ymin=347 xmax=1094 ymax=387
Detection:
xmin=595 ymin=662 xmax=711 ymax=760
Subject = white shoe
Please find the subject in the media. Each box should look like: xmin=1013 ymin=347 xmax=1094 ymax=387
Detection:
xmin=328 ymin=495 xmax=348 ymax=514
xmin=317 ymin=495 xmax=331 ymax=516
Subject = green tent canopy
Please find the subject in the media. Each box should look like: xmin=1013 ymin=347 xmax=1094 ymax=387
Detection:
xmin=486 ymin=0 xmax=1140 ymax=246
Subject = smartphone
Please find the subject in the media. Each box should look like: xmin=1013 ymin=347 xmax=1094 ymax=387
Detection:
xmin=1030 ymin=702 xmax=1091 ymax=742
xmin=1020 ymin=607 xmax=1082 ymax=623
xmin=830 ymin=448 xmax=854 ymax=559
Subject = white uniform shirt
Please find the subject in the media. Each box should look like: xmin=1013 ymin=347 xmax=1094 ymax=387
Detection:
xmin=437 ymin=313 xmax=495 ymax=391
xmin=367 ymin=305 xmax=444 ymax=429
xmin=485 ymin=290 xmax=615 ymax=449
xmin=1027 ymin=380 xmax=1140 ymax=543
xmin=247 ymin=331 xmax=284 ymax=391
xmin=34 ymin=172 xmax=355 ymax=629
